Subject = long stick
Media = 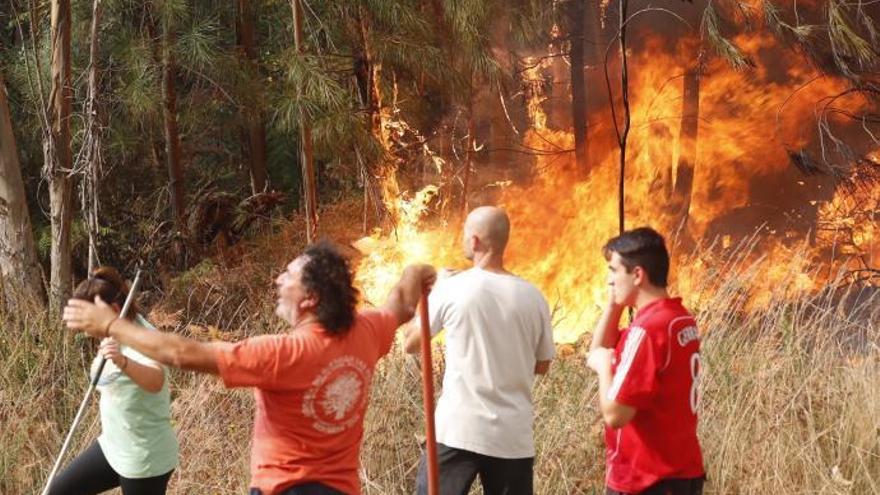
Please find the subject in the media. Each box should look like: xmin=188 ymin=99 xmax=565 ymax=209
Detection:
xmin=419 ymin=291 xmax=439 ymax=495
xmin=41 ymin=269 xmax=143 ymax=495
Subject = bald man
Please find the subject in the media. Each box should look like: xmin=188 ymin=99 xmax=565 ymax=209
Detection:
xmin=405 ymin=206 xmax=555 ymax=495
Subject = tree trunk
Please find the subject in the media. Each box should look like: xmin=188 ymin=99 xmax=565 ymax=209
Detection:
xmin=352 ymin=7 xmax=388 ymax=229
xmin=462 ymin=93 xmax=475 ymax=218
xmin=583 ymin=0 xmax=604 ymax=103
xmin=568 ymin=0 xmax=588 ymax=174
xmin=673 ymin=63 xmax=701 ymax=229
xmin=0 ymin=70 xmax=45 ymax=309
xmin=48 ymin=0 xmax=73 ymax=310
xmin=236 ymin=0 xmax=268 ymax=195
xmin=291 ymin=0 xmax=317 ymax=242
xmin=161 ymin=27 xmax=187 ymax=246
xmin=81 ymin=0 xmax=104 ymax=274
xmin=615 ymin=0 xmax=631 ymax=235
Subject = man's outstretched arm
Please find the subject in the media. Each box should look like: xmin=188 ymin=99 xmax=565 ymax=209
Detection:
xmin=381 ymin=264 xmax=437 ymax=328
xmin=64 ymin=297 xmax=229 ymax=374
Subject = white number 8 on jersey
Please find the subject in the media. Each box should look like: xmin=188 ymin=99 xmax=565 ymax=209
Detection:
xmin=689 ymin=352 xmax=701 ymax=414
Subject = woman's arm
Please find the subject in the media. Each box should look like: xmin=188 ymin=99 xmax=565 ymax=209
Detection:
xmin=99 ymin=338 xmax=165 ymax=393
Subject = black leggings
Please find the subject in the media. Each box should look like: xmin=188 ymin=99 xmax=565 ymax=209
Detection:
xmin=47 ymin=440 xmax=173 ymax=495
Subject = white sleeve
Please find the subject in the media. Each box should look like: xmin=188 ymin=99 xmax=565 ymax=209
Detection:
xmin=535 ymin=295 xmax=555 ymax=361
xmin=426 ymin=280 xmax=448 ymax=337
xmin=123 ymin=315 xmax=162 ymax=367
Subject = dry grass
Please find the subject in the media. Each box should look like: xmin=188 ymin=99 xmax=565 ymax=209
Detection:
xmin=1 ymin=219 xmax=878 ymax=494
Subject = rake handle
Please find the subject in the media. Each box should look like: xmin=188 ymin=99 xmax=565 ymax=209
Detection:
xmin=419 ymin=291 xmax=440 ymax=495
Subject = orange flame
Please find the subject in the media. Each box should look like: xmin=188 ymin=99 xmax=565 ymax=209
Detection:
xmin=355 ymin=32 xmax=879 ymax=343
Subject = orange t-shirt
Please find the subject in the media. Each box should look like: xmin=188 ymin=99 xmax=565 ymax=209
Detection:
xmin=216 ymin=309 xmax=400 ymax=495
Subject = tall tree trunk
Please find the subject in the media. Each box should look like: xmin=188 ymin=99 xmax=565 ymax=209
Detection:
xmin=236 ymin=0 xmax=268 ymax=195
xmin=291 ymin=0 xmax=317 ymax=242
xmin=352 ymin=7 xmax=387 ymax=229
xmin=609 ymin=0 xmax=631 ymax=235
xmin=0 ymin=70 xmax=45 ymax=309
xmin=462 ymin=92 xmax=475 ymax=218
xmin=673 ymin=62 xmax=701 ymax=230
xmin=161 ymin=27 xmax=187 ymax=251
xmin=81 ymin=0 xmax=104 ymax=274
xmin=48 ymin=0 xmax=73 ymax=310
xmin=568 ymin=0 xmax=588 ymax=175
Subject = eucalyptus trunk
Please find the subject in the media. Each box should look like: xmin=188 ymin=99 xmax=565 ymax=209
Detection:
xmin=291 ymin=0 xmax=318 ymax=242
xmin=81 ymin=0 xmax=104 ymax=274
xmin=673 ymin=65 xmax=700 ymax=229
xmin=568 ymin=0 xmax=588 ymax=174
xmin=237 ymin=0 xmax=268 ymax=195
xmin=48 ymin=0 xmax=73 ymax=310
xmin=0 ymin=71 xmax=45 ymax=309
xmin=161 ymin=28 xmax=187 ymax=243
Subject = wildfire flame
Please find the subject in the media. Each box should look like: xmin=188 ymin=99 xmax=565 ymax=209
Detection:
xmin=354 ymin=32 xmax=879 ymax=343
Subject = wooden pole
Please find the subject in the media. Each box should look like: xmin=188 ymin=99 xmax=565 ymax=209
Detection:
xmin=418 ymin=291 xmax=439 ymax=495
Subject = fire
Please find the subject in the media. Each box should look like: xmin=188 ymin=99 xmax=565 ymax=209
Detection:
xmin=815 ymin=161 xmax=880 ymax=278
xmin=354 ymin=31 xmax=879 ymax=343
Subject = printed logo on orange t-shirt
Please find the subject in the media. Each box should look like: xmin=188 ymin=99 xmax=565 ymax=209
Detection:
xmin=302 ymin=355 xmax=372 ymax=434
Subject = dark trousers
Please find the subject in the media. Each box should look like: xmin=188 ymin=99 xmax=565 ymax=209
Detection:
xmin=415 ymin=443 xmax=534 ymax=495
xmin=606 ymin=477 xmax=705 ymax=495
xmin=46 ymin=440 xmax=173 ymax=495
xmin=250 ymin=483 xmax=347 ymax=495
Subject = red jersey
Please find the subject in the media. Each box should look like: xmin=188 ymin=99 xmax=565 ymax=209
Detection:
xmin=605 ymin=298 xmax=704 ymax=493
xmin=216 ymin=309 xmax=399 ymax=495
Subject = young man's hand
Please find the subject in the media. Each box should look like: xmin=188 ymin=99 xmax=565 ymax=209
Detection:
xmin=586 ymin=347 xmax=614 ymax=375
xmin=63 ymin=296 xmax=119 ymax=338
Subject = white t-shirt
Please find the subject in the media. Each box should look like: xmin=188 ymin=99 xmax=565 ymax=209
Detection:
xmin=426 ymin=268 xmax=555 ymax=458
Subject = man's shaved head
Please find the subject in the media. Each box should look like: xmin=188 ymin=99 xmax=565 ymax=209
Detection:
xmin=463 ymin=206 xmax=510 ymax=259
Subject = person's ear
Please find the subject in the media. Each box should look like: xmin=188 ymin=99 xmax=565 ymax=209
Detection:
xmin=300 ymin=293 xmax=319 ymax=311
xmin=471 ymin=235 xmax=482 ymax=251
xmin=633 ymin=266 xmax=646 ymax=286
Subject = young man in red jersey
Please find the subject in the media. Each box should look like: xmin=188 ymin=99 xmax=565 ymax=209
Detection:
xmin=586 ymin=227 xmax=705 ymax=495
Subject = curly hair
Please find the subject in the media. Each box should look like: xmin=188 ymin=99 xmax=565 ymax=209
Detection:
xmin=300 ymin=241 xmax=359 ymax=336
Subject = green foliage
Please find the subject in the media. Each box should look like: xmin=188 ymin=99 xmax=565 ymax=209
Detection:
xmin=7 ymin=0 xmax=871 ymax=284
xmin=702 ymin=2 xmax=754 ymax=70
xmin=761 ymin=0 xmax=814 ymax=42
xmin=174 ymin=15 xmax=222 ymax=72
xmin=826 ymin=0 xmax=879 ymax=78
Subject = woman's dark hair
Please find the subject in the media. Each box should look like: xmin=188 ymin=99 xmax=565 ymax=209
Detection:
xmin=301 ymin=241 xmax=359 ymax=336
xmin=602 ymin=227 xmax=670 ymax=288
xmin=72 ymin=266 xmax=138 ymax=320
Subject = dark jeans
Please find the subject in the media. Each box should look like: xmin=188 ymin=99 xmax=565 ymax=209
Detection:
xmin=415 ymin=443 xmax=534 ymax=495
xmin=46 ymin=440 xmax=173 ymax=495
xmin=606 ymin=477 xmax=705 ymax=495
xmin=250 ymin=483 xmax=347 ymax=495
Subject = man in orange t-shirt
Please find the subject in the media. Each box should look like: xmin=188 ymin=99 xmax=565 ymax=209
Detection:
xmin=64 ymin=241 xmax=437 ymax=495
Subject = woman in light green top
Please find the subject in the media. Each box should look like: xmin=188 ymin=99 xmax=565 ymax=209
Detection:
xmin=48 ymin=267 xmax=178 ymax=495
